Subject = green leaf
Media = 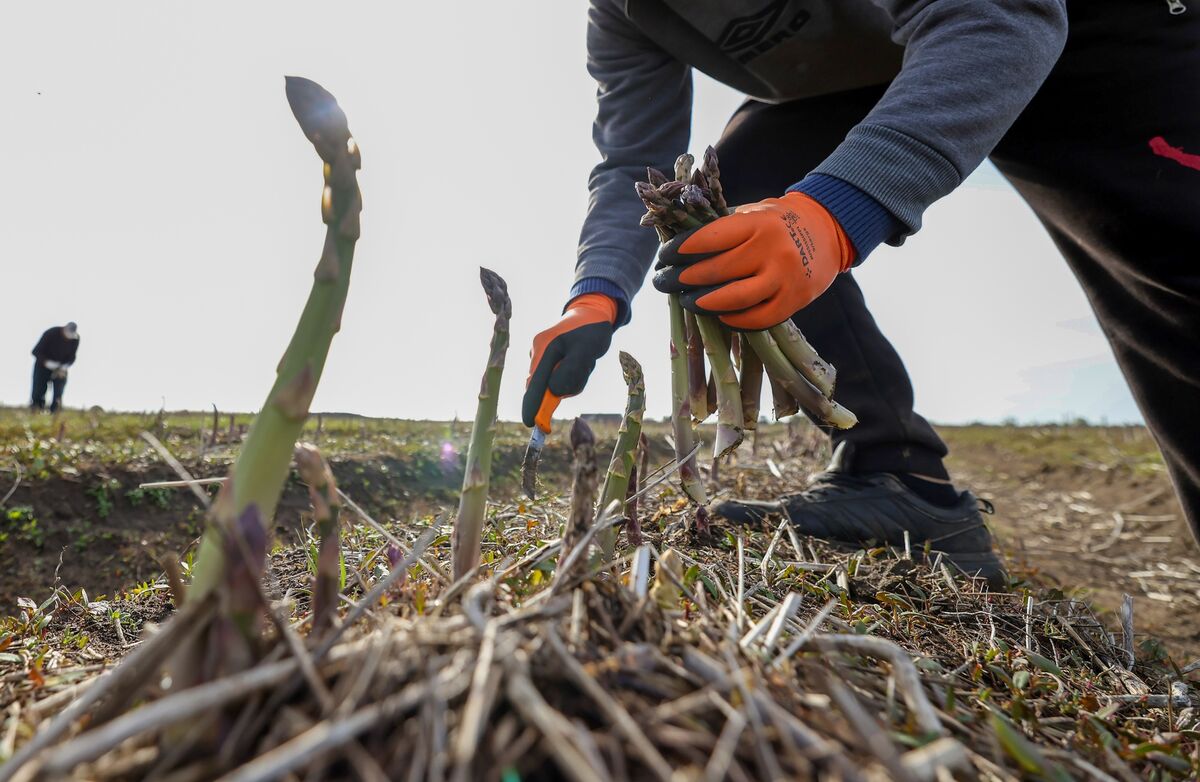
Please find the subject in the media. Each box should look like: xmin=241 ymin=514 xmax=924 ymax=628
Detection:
xmin=990 ymin=713 xmax=1072 ymax=782
xmin=1024 ymin=651 xmax=1062 ymax=677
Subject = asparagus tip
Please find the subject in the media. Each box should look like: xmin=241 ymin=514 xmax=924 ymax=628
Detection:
xmin=569 ymin=417 xmax=595 ymax=451
xmin=284 ymin=76 xmax=351 ymax=163
xmin=478 ymin=267 xmax=512 ymax=319
xmin=617 ymin=351 xmax=644 ymax=387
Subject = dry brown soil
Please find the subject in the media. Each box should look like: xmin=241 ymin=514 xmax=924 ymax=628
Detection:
xmin=2 ymin=423 xmax=1196 ymax=661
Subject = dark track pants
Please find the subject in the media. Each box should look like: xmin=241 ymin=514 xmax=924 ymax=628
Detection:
xmin=713 ymin=0 xmax=1200 ymax=537
xmin=30 ymin=364 xmax=66 ymax=412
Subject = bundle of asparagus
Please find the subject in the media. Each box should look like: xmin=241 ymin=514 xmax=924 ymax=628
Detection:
xmin=637 ymin=148 xmax=856 ymax=499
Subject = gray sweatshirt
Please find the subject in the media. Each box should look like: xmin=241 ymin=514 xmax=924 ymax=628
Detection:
xmin=575 ymin=0 xmax=1069 ymax=314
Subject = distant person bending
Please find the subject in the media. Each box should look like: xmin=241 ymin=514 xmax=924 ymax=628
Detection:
xmin=31 ymin=322 xmax=80 ymax=413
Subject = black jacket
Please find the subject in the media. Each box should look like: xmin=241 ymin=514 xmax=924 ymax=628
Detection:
xmin=32 ymin=327 xmax=79 ymax=365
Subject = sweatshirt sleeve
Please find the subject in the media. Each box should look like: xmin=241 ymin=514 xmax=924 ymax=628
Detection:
xmin=32 ymin=329 xmax=50 ymax=359
xmin=576 ymin=0 xmax=693 ymax=324
xmin=811 ymin=0 xmax=1068 ymax=240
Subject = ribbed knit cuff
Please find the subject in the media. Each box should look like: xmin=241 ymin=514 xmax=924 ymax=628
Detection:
xmin=788 ymin=174 xmax=903 ymax=266
xmin=569 ymin=277 xmax=630 ymax=327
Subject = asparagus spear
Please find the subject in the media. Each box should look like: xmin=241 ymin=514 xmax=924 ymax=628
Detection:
xmin=596 ymin=352 xmax=646 ymax=563
xmin=694 ymin=315 xmax=744 ymax=459
xmin=746 ymin=330 xmax=857 ymax=429
xmin=738 ymin=334 xmax=764 ymax=431
xmin=188 ymin=77 xmax=361 ymax=605
xmin=560 ymin=418 xmax=598 ymax=563
xmin=700 ymin=146 xmax=731 ymax=216
xmin=770 ymin=319 xmax=836 ymax=399
xmin=295 ymin=443 xmax=340 ymax=631
xmin=683 ymin=311 xmax=710 ymax=423
xmin=768 ymin=374 xmax=800 ymax=419
xmin=668 ymin=295 xmax=707 ymax=505
xmin=674 ymin=153 xmax=695 ymax=183
xmin=624 ymin=433 xmax=649 ymax=547
xmin=451 ymin=268 xmax=511 ymax=580
xmin=646 ymin=167 xmax=670 ymax=187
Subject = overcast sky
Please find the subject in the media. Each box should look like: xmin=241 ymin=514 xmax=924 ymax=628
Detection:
xmin=0 ymin=2 xmax=1141 ymax=425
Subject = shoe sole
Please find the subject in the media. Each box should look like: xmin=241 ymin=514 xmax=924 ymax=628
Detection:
xmin=929 ymin=549 xmax=1008 ymax=591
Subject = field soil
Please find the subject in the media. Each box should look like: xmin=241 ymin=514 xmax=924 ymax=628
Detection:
xmin=943 ymin=426 xmax=1200 ymax=660
xmin=1 ymin=416 xmax=1196 ymax=660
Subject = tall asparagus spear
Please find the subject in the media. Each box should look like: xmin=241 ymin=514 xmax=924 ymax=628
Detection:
xmin=295 ymin=443 xmax=340 ymax=631
xmin=188 ymin=76 xmax=362 ymax=605
xmin=668 ymin=295 xmax=707 ymax=505
xmin=451 ymin=268 xmax=511 ymax=581
xmin=694 ymin=315 xmax=744 ymax=459
xmin=597 ymin=352 xmax=646 ymax=563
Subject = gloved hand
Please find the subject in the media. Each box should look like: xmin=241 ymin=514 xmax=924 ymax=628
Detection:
xmin=522 ymin=293 xmax=618 ymax=432
xmin=43 ymin=360 xmax=61 ymax=370
xmin=653 ymin=191 xmax=853 ymax=330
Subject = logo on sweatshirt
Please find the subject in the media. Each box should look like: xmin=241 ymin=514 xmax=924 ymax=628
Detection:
xmin=716 ymin=0 xmax=811 ymax=64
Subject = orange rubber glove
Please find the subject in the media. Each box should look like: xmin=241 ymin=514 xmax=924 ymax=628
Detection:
xmin=652 ymin=191 xmax=854 ymax=330
xmin=522 ymin=293 xmax=618 ymax=432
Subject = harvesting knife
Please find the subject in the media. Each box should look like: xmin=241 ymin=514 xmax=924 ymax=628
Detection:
xmin=521 ymin=391 xmax=561 ymax=500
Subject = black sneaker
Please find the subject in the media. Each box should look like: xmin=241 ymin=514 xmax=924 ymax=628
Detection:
xmin=713 ymin=448 xmax=1007 ymax=589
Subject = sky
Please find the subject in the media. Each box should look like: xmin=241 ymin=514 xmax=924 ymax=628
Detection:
xmin=0 ymin=2 xmax=1142 ymax=426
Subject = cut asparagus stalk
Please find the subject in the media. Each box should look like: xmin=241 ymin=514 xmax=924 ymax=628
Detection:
xmin=746 ymin=330 xmax=857 ymax=429
xmin=295 ymin=443 xmax=340 ymax=632
xmin=668 ymin=295 xmax=707 ymax=505
xmin=451 ymin=268 xmax=511 ymax=580
xmin=560 ymin=418 xmax=598 ymax=564
xmin=694 ymin=315 xmax=744 ymax=459
xmin=767 ymin=374 xmax=800 ymax=419
xmin=738 ymin=334 xmax=764 ymax=431
xmin=683 ymin=311 xmax=710 ymax=423
xmin=770 ymin=320 xmax=837 ymax=399
xmin=188 ymin=76 xmax=361 ymax=605
xmin=597 ymin=352 xmax=646 ymax=562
